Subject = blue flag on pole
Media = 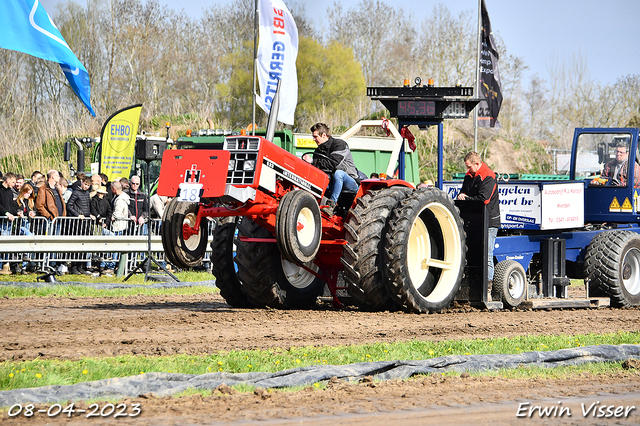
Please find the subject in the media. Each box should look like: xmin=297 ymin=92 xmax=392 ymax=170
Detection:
xmin=0 ymin=0 xmax=95 ymax=116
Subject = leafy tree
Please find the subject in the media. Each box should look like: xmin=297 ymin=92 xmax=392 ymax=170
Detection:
xmin=296 ymin=38 xmax=367 ymax=129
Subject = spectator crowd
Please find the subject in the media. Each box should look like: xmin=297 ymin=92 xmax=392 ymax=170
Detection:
xmin=0 ymin=169 xmax=171 ymax=276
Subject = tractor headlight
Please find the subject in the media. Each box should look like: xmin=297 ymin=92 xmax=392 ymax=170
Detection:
xmin=243 ymin=160 xmax=256 ymax=171
xmin=228 ymin=160 xmax=236 ymax=171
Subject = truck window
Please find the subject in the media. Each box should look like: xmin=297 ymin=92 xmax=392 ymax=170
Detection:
xmin=575 ymin=133 xmax=633 ymax=187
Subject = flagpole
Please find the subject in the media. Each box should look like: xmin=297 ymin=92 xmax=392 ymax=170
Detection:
xmin=474 ymin=0 xmax=482 ymax=152
xmin=252 ymin=0 xmax=258 ymax=136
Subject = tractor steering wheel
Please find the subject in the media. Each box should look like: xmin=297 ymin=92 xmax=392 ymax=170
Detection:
xmin=312 ymin=152 xmax=333 ymax=163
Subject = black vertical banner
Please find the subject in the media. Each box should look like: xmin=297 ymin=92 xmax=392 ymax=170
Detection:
xmin=478 ymin=0 xmax=503 ymax=128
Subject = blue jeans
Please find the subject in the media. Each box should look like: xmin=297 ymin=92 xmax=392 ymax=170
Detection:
xmin=488 ymin=227 xmax=498 ymax=281
xmin=0 ymin=222 xmax=11 ymax=268
xmin=19 ymin=221 xmax=32 ymax=236
xmin=328 ymin=170 xmax=359 ymax=202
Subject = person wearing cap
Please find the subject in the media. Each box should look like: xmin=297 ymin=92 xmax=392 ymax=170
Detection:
xmin=91 ymin=185 xmax=112 ymax=231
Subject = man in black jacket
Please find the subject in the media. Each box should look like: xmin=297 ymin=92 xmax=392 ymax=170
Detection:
xmin=310 ymin=123 xmax=360 ymax=215
xmin=127 ymin=175 xmax=149 ymax=235
xmin=0 ymin=173 xmax=18 ymax=274
xmin=66 ymin=177 xmax=94 ymax=220
xmin=456 ymin=151 xmax=500 ymax=300
xmin=66 ymin=176 xmax=94 ymax=275
xmin=0 ymin=173 xmax=18 ymax=228
xmin=91 ymin=186 xmax=112 ymax=231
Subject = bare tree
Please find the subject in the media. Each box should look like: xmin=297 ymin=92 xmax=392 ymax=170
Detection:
xmin=524 ymin=74 xmax=547 ymax=139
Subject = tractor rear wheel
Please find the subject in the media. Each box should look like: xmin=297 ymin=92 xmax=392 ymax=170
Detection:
xmin=383 ymin=188 xmax=466 ymax=313
xmin=493 ymin=260 xmax=526 ymax=308
xmin=276 ymin=190 xmax=322 ymax=264
xmin=584 ymin=230 xmax=640 ymax=307
xmin=210 ymin=218 xmax=256 ymax=308
xmin=341 ymin=187 xmax=412 ymax=310
xmin=235 ymin=218 xmax=324 ymax=309
xmin=584 ymin=230 xmax=620 ymax=298
xmin=169 ymin=202 xmax=209 ymax=269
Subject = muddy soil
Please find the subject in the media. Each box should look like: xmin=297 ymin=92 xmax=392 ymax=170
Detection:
xmin=1 ymin=292 xmax=640 ymax=425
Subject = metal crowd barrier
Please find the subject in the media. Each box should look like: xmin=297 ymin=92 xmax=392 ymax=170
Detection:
xmin=0 ymin=216 xmax=218 ymax=275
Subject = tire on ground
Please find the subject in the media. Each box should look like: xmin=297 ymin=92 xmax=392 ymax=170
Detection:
xmin=493 ymin=260 xmax=526 ymax=309
xmin=236 ymin=218 xmax=325 ymax=309
xmin=584 ymin=230 xmax=640 ymax=307
xmin=584 ymin=230 xmax=620 ymax=298
xmin=172 ymin=201 xmax=209 ymax=269
xmin=276 ymin=190 xmax=322 ymax=264
xmin=161 ymin=197 xmax=180 ymax=267
xmin=383 ymin=188 xmax=466 ymax=313
xmin=210 ymin=218 xmax=256 ymax=308
xmin=341 ymin=186 xmax=413 ymax=310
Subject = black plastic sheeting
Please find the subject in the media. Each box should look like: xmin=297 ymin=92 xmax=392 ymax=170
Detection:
xmin=0 ymin=281 xmax=216 ymax=290
xmin=1 ymin=344 xmax=639 ymax=406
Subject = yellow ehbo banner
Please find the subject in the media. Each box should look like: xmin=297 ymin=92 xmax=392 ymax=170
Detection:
xmin=99 ymin=104 xmax=142 ymax=182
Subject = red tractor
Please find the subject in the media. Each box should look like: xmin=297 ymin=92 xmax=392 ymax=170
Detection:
xmin=157 ymin=86 xmax=474 ymax=313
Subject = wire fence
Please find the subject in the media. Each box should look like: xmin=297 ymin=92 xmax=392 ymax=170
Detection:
xmin=0 ymin=216 xmax=217 ymax=276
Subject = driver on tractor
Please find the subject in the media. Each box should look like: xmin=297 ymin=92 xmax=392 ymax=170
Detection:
xmin=310 ymin=123 xmax=361 ymax=216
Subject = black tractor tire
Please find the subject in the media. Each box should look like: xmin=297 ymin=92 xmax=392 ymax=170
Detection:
xmin=276 ymin=190 xmax=322 ymax=264
xmin=383 ymin=188 xmax=466 ymax=313
xmin=493 ymin=260 xmax=527 ymax=309
xmin=584 ymin=230 xmax=640 ymax=307
xmin=583 ymin=230 xmax=617 ymax=298
xmin=161 ymin=197 xmax=180 ymax=267
xmin=210 ymin=218 xmax=256 ymax=308
xmin=171 ymin=201 xmax=209 ymax=269
xmin=235 ymin=218 xmax=324 ymax=309
xmin=341 ymin=187 xmax=413 ymax=310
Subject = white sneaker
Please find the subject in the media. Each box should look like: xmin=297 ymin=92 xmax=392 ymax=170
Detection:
xmin=57 ymin=264 xmax=68 ymax=275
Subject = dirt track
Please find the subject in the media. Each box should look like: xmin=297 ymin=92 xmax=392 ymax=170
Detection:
xmin=2 ymin=293 xmax=640 ymax=361
xmin=2 ymin=292 xmax=640 ymax=425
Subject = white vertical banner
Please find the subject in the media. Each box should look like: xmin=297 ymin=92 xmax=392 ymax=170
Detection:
xmin=256 ymin=0 xmax=298 ymax=125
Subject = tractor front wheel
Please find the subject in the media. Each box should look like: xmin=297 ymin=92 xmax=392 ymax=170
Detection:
xmin=162 ymin=199 xmax=209 ymax=269
xmin=383 ymin=189 xmax=466 ymax=313
xmin=276 ymin=190 xmax=322 ymax=264
xmin=161 ymin=197 xmax=180 ymax=267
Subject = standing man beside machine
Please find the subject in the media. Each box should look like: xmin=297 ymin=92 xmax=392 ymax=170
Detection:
xmin=456 ymin=151 xmax=500 ymax=300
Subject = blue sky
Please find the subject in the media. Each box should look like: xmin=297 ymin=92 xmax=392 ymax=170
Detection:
xmin=41 ymin=0 xmax=640 ymax=86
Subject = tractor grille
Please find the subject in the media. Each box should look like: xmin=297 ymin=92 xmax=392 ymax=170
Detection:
xmin=224 ymin=137 xmax=260 ymax=151
xmin=224 ymin=137 xmax=261 ymax=185
xmin=227 ymin=151 xmax=258 ymax=185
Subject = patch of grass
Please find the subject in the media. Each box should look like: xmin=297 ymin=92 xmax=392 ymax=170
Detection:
xmin=0 ymin=270 xmax=212 ymax=284
xmin=484 ymin=361 xmax=627 ymax=380
xmin=0 ymin=271 xmax=216 ymax=298
xmin=0 ymin=284 xmax=217 ymax=298
xmin=174 ymin=388 xmax=214 ymax=398
xmin=1 ymin=331 xmax=638 ymax=392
